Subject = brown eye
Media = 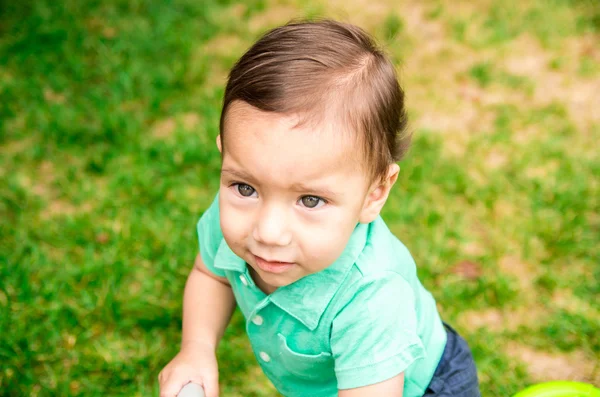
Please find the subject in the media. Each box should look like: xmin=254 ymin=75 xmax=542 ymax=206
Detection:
xmin=237 ymin=184 xmax=256 ymax=197
xmin=300 ymin=196 xmax=323 ymax=208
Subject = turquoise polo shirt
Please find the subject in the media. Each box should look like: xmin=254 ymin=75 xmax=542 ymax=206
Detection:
xmin=197 ymin=195 xmax=447 ymax=397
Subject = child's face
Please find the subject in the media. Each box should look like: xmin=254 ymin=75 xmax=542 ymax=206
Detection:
xmin=218 ymin=101 xmax=392 ymax=292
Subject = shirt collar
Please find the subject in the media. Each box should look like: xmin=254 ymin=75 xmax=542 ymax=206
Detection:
xmin=213 ymin=240 xmax=246 ymax=272
xmin=213 ymin=222 xmax=370 ymax=331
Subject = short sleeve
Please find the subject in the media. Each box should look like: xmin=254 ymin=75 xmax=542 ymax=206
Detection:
xmin=196 ymin=194 xmax=226 ymax=278
xmin=331 ymin=272 xmax=425 ymax=390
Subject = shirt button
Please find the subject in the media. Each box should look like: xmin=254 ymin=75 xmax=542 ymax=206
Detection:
xmin=239 ymin=275 xmax=248 ymax=286
xmin=252 ymin=315 xmax=264 ymax=326
xmin=259 ymin=351 xmax=271 ymax=362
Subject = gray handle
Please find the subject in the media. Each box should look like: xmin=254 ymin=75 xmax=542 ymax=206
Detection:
xmin=177 ymin=383 xmax=205 ymax=397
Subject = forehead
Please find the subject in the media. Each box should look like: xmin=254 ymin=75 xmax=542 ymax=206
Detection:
xmin=222 ymin=101 xmax=367 ymax=186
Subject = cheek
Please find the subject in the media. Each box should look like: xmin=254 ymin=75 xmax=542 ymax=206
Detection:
xmin=298 ymin=210 xmax=357 ymax=268
xmin=303 ymin=237 xmax=347 ymax=269
xmin=219 ymin=202 xmax=252 ymax=245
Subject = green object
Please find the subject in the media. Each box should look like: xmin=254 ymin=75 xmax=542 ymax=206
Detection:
xmin=514 ymin=381 xmax=600 ymax=397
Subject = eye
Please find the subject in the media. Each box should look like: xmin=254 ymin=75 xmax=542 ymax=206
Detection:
xmin=299 ymin=195 xmax=325 ymax=209
xmin=235 ymin=183 xmax=257 ymax=197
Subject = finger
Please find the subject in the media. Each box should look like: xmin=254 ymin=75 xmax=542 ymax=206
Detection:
xmin=160 ymin=378 xmax=188 ymax=397
xmin=202 ymin=375 xmax=220 ymax=397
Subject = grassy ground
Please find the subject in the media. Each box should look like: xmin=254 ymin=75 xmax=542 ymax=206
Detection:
xmin=1 ymin=0 xmax=598 ymax=396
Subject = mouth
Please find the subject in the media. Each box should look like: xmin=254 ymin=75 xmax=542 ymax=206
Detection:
xmin=253 ymin=255 xmax=295 ymax=274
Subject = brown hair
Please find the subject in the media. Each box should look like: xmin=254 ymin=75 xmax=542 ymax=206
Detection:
xmin=220 ymin=19 xmax=410 ymax=181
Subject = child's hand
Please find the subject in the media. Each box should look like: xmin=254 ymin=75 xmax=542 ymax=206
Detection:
xmin=158 ymin=341 xmax=219 ymax=397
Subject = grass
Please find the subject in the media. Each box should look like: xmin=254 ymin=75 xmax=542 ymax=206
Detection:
xmin=1 ymin=0 xmax=598 ymax=396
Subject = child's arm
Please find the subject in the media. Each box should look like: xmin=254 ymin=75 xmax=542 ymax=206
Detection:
xmin=338 ymin=373 xmax=404 ymax=397
xmin=159 ymin=253 xmax=236 ymax=397
xmin=182 ymin=253 xmax=236 ymax=349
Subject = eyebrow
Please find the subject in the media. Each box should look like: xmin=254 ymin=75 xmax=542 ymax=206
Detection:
xmin=221 ymin=168 xmax=257 ymax=183
xmin=289 ymin=182 xmax=338 ymax=199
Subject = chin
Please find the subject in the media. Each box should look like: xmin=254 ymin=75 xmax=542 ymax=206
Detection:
xmin=258 ymin=270 xmax=297 ymax=287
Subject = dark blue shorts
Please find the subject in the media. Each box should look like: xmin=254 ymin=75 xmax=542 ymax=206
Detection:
xmin=423 ymin=323 xmax=481 ymax=397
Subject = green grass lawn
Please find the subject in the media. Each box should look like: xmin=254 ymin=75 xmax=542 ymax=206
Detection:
xmin=1 ymin=0 xmax=598 ymax=396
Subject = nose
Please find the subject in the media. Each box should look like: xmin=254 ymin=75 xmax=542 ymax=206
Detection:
xmin=253 ymin=203 xmax=292 ymax=247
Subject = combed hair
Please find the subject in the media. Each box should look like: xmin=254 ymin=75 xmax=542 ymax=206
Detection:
xmin=220 ymin=19 xmax=410 ymax=181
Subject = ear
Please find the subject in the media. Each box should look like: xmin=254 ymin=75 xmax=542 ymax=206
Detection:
xmin=216 ymin=134 xmax=222 ymax=153
xmin=359 ymin=164 xmax=400 ymax=224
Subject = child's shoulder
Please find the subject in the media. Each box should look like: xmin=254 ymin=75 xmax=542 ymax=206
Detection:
xmin=326 ymin=217 xmax=426 ymax=322
xmin=353 ymin=216 xmax=417 ymax=279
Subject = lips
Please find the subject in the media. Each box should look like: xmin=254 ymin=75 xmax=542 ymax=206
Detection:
xmin=253 ymin=255 xmax=295 ymax=274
